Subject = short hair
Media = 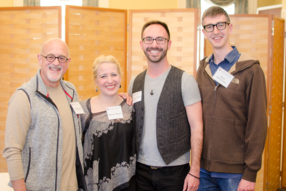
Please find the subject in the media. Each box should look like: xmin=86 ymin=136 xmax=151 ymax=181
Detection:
xmin=141 ymin=20 xmax=170 ymax=39
xmin=202 ymin=6 xmax=230 ymax=25
xmin=92 ymin=55 xmax=123 ymax=80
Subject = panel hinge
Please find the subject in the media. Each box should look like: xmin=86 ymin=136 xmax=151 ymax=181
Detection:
xmin=269 ymin=106 xmax=272 ymax=114
xmin=266 ymin=182 xmax=269 ymax=190
xmin=127 ymin=23 xmax=129 ymax=32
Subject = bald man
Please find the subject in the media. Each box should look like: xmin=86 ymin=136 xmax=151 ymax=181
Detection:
xmin=3 ymin=38 xmax=87 ymax=191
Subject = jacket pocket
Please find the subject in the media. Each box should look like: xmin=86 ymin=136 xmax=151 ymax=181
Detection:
xmin=210 ymin=118 xmax=245 ymax=162
xmin=24 ymin=147 xmax=31 ymax=182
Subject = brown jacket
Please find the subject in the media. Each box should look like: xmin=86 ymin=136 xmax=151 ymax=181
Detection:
xmin=196 ymin=53 xmax=267 ymax=182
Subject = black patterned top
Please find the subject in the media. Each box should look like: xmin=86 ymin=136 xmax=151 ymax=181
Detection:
xmin=80 ymin=98 xmax=136 ymax=191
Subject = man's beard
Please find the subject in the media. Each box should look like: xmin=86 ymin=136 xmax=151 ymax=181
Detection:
xmin=47 ymin=64 xmax=63 ymax=82
xmin=143 ymin=47 xmax=168 ymax=63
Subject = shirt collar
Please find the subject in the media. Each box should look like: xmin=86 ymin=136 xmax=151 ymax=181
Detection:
xmin=210 ymin=46 xmax=239 ymax=64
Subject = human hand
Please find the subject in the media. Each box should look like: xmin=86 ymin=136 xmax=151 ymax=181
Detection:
xmin=118 ymin=93 xmax=133 ymax=105
xmin=237 ymin=179 xmax=255 ymax=191
xmin=183 ymin=173 xmax=200 ymax=191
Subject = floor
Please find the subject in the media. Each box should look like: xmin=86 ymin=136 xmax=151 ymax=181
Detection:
xmin=0 ymin=173 xmax=13 ymax=191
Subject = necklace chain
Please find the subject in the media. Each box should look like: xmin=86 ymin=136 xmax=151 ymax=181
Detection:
xmin=148 ymin=66 xmax=170 ymax=96
xmin=97 ymin=97 xmax=106 ymax=110
xmin=150 ymin=75 xmax=164 ymax=95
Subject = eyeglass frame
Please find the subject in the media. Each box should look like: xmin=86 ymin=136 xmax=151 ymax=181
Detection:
xmin=203 ymin=21 xmax=230 ymax=33
xmin=142 ymin=36 xmax=170 ymax=44
xmin=41 ymin=54 xmax=69 ymax=63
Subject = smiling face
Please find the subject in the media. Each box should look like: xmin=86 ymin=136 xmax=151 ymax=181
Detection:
xmin=38 ymin=39 xmax=70 ymax=87
xmin=140 ymin=24 xmax=172 ymax=64
xmin=202 ymin=14 xmax=232 ymax=51
xmin=95 ymin=62 xmax=121 ymax=97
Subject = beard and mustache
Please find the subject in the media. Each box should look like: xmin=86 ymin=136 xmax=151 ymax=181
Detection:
xmin=143 ymin=47 xmax=168 ymax=63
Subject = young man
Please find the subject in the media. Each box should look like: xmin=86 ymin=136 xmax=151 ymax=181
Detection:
xmin=128 ymin=20 xmax=203 ymax=191
xmin=196 ymin=6 xmax=267 ymax=191
xmin=3 ymin=38 xmax=86 ymax=191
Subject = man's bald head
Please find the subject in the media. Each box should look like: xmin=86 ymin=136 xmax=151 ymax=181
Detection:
xmin=41 ymin=38 xmax=70 ymax=58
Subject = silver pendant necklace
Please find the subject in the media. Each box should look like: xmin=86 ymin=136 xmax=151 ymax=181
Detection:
xmin=150 ymin=76 xmax=164 ymax=96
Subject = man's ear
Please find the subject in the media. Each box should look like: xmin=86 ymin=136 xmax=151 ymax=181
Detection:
xmin=202 ymin=29 xmax=207 ymax=39
xmin=228 ymin=23 xmax=233 ymax=35
xmin=140 ymin=40 xmax=143 ymax=50
xmin=167 ymin=40 xmax=172 ymax=50
xmin=37 ymin=54 xmax=42 ymax=66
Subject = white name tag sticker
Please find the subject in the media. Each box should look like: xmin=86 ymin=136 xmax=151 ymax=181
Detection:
xmin=70 ymin=102 xmax=85 ymax=114
xmin=212 ymin=67 xmax=234 ymax=88
xmin=106 ymin=106 xmax=123 ymax=120
xmin=132 ymin=91 xmax=142 ymax=104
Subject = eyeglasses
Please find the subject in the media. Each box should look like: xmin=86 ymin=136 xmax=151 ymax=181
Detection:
xmin=203 ymin=22 xmax=230 ymax=32
xmin=142 ymin=37 xmax=169 ymax=44
xmin=41 ymin=54 xmax=69 ymax=63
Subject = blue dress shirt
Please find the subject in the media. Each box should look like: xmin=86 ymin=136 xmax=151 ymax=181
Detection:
xmin=209 ymin=46 xmax=241 ymax=85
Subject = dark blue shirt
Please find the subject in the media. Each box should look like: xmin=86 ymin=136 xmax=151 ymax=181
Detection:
xmin=201 ymin=46 xmax=242 ymax=178
xmin=209 ymin=46 xmax=241 ymax=85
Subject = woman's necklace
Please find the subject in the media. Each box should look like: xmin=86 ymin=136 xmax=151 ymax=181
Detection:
xmin=97 ymin=97 xmax=106 ymax=110
xmin=97 ymin=96 xmax=120 ymax=109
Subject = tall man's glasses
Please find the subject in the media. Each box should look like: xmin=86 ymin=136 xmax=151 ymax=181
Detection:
xmin=142 ymin=37 xmax=169 ymax=44
xmin=41 ymin=54 xmax=69 ymax=63
xmin=203 ymin=22 xmax=230 ymax=32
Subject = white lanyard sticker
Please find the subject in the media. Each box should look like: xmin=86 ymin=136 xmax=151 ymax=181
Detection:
xmin=70 ymin=102 xmax=85 ymax=114
xmin=132 ymin=91 xmax=142 ymax=104
xmin=212 ymin=67 xmax=234 ymax=88
xmin=106 ymin=106 xmax=123 ymax=120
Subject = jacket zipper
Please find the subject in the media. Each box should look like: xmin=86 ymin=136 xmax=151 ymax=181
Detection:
xmin=203 ymin=62 xmax=253 ymax=167
xmin=36 ymin=92 xmax=60 ymax=191
xmin=24 ymin=147 xmax=31 ymax=182
xmin=55 ymin=116 xmax=60 ymax=191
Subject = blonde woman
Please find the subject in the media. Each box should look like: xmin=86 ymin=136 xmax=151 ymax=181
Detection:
xmin=80 ymin=55 xmax=136 ymax=191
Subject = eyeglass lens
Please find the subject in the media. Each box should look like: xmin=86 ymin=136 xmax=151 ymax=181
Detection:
xmin=46 ymin=55 xmax=67 ymax=63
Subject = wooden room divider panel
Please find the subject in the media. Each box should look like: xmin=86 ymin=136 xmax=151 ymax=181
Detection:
xmin=0 ymin=6 xmax=61 ymax=172
xmin=266 ymin=16 xmax=284 ymax=191
xmin=128 ymin=9 xmax=198 ymax=84
xmin=204 ymin=14 xmax=285 ymax=191
xmin=65 ymin=6 xmax=127 ymax=101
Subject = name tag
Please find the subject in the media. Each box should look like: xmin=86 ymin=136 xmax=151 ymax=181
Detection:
xmin=106 ymin=106 xmax=123 ymax=120
xmin=132 ymin=91 xmax=142 ymax=104
xmin=212 ymin=67 xmax=234 ymax=88
xmin=70 ymin=102 xmax=85 ymax=114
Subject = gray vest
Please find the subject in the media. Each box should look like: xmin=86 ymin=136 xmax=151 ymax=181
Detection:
xmin=12 ymin=69 xmax=86 ymax=191
xmin=132 ymin=66 xmax=190 ymax=165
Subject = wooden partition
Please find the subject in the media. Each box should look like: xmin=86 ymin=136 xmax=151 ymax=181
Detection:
xmin=204 ymin=15 xmax=285 ymax=191
xmin=65 ymin=6 xmax=127 ymax=101
xmin=0 ymin=6 xmax=61 ymax=172
xmin=128 ymin=9 xmax=198 ymax=84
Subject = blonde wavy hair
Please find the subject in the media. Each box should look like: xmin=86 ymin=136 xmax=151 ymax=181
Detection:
xmin=92 ymin=55 xmax=123 ymax=80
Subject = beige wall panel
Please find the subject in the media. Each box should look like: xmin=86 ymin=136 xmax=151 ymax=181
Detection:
xmin=128 ymin=9 xmax=198 ymax=83
xmin=66 ymin=6 xmax=127 ymax=101
xmin=0 ymin=7 xmax=61 ymax=173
